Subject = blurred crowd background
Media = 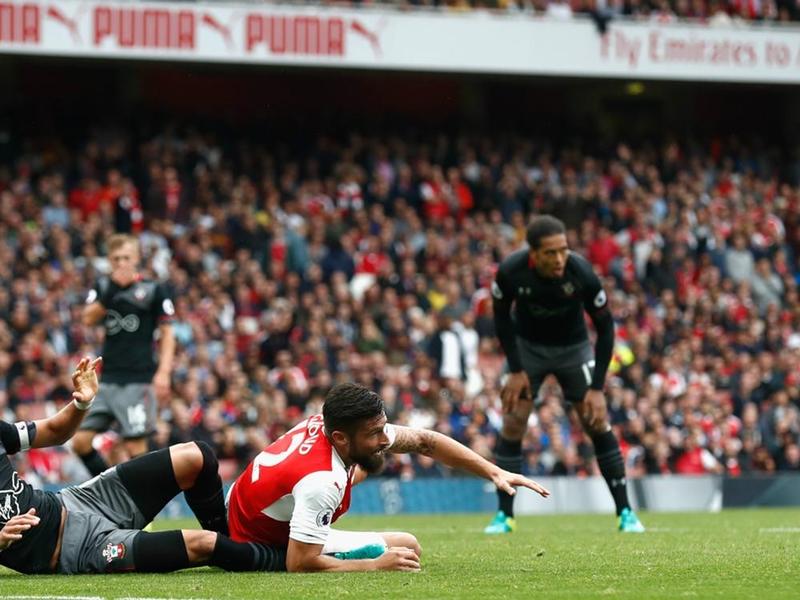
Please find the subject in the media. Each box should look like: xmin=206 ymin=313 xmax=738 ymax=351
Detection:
xmin=1 ymin=119 xmax=798 ymax=485
xmin=236 ymin=0 xmax=800 ymax=24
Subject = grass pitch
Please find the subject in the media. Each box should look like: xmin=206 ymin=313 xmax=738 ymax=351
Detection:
xmin=2 ymin=509 xmax=798 ymax=599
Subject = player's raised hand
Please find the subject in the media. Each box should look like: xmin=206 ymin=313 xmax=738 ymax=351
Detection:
xmin=72 ymin=356 xmax=103 ymax=403
xmin=491 ymin=469 xmax=550 ymax=499
xmin=501 ymin=371 xmax=532 ymax=414
xmin=374 ymin=547 xmax=421 ymax=572
xmin=0 ymin=508 xmax=40 ymax=551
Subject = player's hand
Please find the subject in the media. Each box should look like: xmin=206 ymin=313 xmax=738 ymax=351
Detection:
xmin=152 ymin=370 xmax=171 ymax=402
xmin=374 ymin=547 xmax=421 ymax=572
xmin=72 ymin=356 xmax=103 ymax=403
xmin=582 ymin=389 xmax=608 ymax=430
xmin=491 ymin=469 xmax=550 ymax=499
xmin=501 ymin=372 xmax=532 ymax=414
xmin=0 ymin=508 xmax=40 ymax=551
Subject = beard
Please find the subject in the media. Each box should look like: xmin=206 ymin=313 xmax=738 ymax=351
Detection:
xmin=352 ymin=450 xmax=386 ymax=474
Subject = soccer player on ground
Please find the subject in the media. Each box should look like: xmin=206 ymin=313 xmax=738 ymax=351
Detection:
xmin=227 ymin=382 xmax=551 ymax=572
xmin=485 ymin=215 xmax=645 ymax=534
xmin=73 ymin=234 xmax=176 ymax=476
xmin=0 ymin=357 xmax=284 ymax=575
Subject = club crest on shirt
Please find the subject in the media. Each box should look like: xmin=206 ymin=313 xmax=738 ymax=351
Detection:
xmin=0 ymin=473 xmax=24 ymax=523
xmin=134 ymin=286 xmax=147 ymax=301
xmin=316 ymin=509 xmax=333 ymax=528
xmin=102 ymin=542 xmax=127 ymax=563
xmin=562 ymin=282 xmax=575 ymax=296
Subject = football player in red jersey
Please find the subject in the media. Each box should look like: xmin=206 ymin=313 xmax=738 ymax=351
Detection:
xmin=228 ymin=382 xmax=550 ymax=572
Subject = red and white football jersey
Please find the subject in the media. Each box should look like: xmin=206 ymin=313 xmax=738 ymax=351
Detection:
xmin=227 ymin=414 xmax=395 ymax=547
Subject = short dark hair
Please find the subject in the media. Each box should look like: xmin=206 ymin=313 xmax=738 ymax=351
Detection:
xmin=323 ymin=383 xmax=384 ymax=436
xmin=526 ymin=215 xmax=566 ymax=249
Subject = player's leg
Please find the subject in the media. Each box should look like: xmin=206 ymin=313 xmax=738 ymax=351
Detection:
xmin=487 ymin=399 xmax=532 ymax=533
xmin=72 ymin=384 xmax=116 ymax=477
xmin=487 ymin=339 xmax=545 ymax=534
xmin=112 ymin=382 xmax=157 ymax=460
xmin=116 ymin=441 xmax=229 ymax=535
xmin=556 ymin=347 xmax=644 ymax=532
xmin=60 ymin=441 xmax=226 ymax=534
xmin=58 ymin=512 xmax=284 ymax=573
xmin=133 ymin=530 xmax=286 ymax=572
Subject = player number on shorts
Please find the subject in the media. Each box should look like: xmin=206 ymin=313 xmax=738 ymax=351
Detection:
xmin=127 ymin=404 xmax=147 ymax=434
xmin=251 ymin=432 xmax=305 ymax=483
xmin=581 ymin=360 xmax=596 ymax=386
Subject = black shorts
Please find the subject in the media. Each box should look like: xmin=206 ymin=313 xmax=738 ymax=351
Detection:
xmin=515 ymin=338 xmax=594 ymax=408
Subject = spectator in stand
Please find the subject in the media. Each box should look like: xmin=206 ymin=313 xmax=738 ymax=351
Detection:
xmin=0 ymin=122 xmax=798 ymax=487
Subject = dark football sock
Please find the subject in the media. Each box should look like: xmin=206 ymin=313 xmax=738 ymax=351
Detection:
xmin=592 ymin=429 xmax=630 ymax=516
xmin=210 ymin=535 xmax=287 ymax=572
xmin=117 ymin=447 xmax=181 ymax=523
xmin=132 ymin=531 xmax=191 ymax=573
xmin=494 ymin=436 xmax=523 ymax=518
xmin=185 ymin=442 xmax=229 ymax=536
xmin=79 ymin=449 xmax=109 ymax=477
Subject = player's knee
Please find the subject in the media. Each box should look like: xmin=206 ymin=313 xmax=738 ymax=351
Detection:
xmin=193 ymin=441 xmax=219 ymax=474
xmin=169 ymin=442 xmax=204 ymax=488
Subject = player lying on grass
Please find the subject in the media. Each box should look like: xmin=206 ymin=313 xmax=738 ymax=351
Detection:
xmin=227 ymin=382 xmax=551 ymax=572
xmin=0 ymin=357 xmax=285 ymax=575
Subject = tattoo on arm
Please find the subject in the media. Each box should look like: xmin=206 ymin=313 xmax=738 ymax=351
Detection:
xmin=390 ymin=427 xmax=438 ymax=456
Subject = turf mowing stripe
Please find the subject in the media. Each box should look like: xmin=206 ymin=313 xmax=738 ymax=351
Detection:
xmin=759 ymin=527 xmax=800 ymax=533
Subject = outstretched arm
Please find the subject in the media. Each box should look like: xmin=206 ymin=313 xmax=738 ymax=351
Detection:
xmin=388 ymin=426 xmax=550 ymax=498
xmin=33 ymin=356 xmax=102 ymax=448
xmin=286 ymin=539 xmax=420 ymax=573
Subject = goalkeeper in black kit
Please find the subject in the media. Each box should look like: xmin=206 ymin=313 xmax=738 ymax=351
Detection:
xmin=485 ymin=215 xmax=645 ymax=534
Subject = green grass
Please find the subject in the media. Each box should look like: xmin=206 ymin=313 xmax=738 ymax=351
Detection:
xmin=2 ymin=510 xmax=799 ymax=599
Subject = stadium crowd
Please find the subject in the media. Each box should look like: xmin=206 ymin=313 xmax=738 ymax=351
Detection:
xmin=296 ymin=0 xmax=799 ymax=24
xmin=0 ymin=124 xmax=799 ymax=485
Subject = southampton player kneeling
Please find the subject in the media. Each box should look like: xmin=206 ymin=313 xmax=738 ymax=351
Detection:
xmin=227 ymin=383 xmax=551 ymax=572
xmin=0 ymin=357 xmax=285 ymax=575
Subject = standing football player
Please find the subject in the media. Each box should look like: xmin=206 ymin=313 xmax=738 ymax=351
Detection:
xmin=485 ymin=215 xmax=645 ymax=534
xmin=227 ymin=383 xmax=551 ymax=572
xmin=73 ymin=234 xmax=175 ymax=475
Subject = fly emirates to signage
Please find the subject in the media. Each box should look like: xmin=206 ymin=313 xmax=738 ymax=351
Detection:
xmin=2 ymin=0 xmax=800 ymax=84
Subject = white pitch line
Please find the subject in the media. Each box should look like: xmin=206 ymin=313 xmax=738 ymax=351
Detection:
xmin=4 ymin=596 xmax=103 ymax=600
xmin=759 ymin=527 xmax=800 ymax=533
xmin=4 ymin=597 xmax=214 ymax=600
